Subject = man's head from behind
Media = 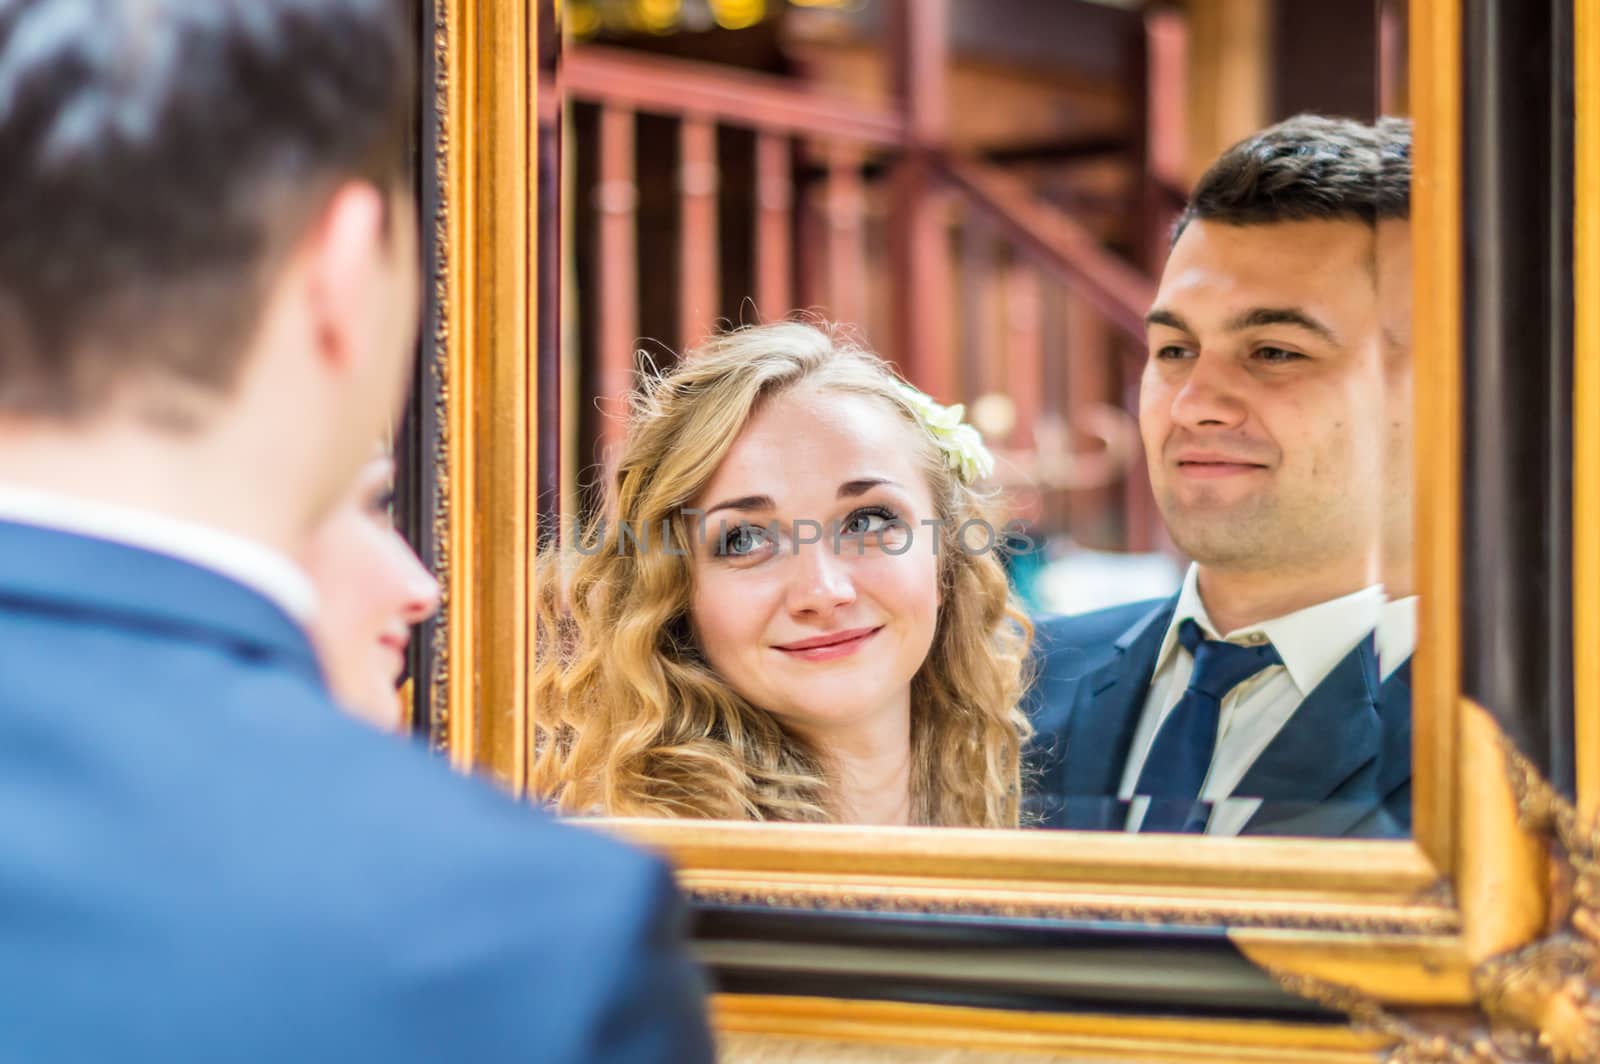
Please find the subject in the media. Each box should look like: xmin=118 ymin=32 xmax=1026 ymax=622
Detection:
xmin=0 ymin=0 xmax=417 ymax=535
xmin=1142 ymin=114 xmax=1408 ymax=593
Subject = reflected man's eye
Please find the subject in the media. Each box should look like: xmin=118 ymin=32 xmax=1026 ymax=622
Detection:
xmin=1255 ymin=346 xmax=1306 ymax=363
xmin=717 ymin=523 xmax=773 ymax=558
xmin=1154 ymin=344 xmax=1193 ymax=361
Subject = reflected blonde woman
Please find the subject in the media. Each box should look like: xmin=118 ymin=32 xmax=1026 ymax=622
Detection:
xmin=532 ymin=320 xmax=1031 ymax=827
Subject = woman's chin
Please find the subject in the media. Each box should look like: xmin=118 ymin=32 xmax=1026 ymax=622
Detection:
xmin=770 ymin=692 xmax=906 ymax=735
xmin=343 ymin=682 xmax=404 ymax=732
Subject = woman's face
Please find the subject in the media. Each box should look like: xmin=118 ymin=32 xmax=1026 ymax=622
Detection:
xmin=301 ymin=456 xmax=440 ymax=730
xmin=688 ymin=386 xmax=942 ymax=743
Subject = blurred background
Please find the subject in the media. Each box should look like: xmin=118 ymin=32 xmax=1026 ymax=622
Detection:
xmin=551 ymin=0 xmax=1406 ymax=614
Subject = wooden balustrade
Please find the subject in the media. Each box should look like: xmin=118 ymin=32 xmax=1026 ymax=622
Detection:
xmin=563 ymin=34 xmax=1162 ymax=550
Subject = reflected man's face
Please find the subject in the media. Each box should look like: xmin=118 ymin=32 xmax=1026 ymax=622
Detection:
xmin=1140 ymin=218 xmax=1387 ymax=577
xmin=1377 ymin=216 xmax=1415 ymax=592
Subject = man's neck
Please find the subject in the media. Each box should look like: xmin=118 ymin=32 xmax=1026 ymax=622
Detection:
xmin=0 ymin=420 xmax=309 ymax=557
xmin=1195 ymin=560 xmax=1380 ymax=635
xmin=1381 ymin=561 xmax=1415 ymax=600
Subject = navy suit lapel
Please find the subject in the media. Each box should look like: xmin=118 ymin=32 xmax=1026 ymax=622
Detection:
xmin=1374 ymin=660 xmax=1412 ymax=798
xmin=1057 ymin=599 xmax=1173 ymax=828
xmin=1236 ymin=635 xmax=1382 ymax=834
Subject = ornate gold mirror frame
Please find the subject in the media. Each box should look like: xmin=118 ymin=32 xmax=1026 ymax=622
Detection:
xmin=413 ymin=0 xmax=1600 ymax=1058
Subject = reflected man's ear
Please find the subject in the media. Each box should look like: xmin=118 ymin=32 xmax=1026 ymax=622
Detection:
xmin=305 ymin=182 xmax=390 ymax=373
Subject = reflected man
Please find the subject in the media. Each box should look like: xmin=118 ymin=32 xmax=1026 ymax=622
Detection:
xmin=1026 ymin=116 xmax=1414 ymax=838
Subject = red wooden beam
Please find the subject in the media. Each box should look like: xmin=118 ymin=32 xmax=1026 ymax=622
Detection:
xmin=678 ymin=115 xmax=720 ymax=353
xmin=564 ymin=44 xmax=904 ymax=148
xmin=939 ymin=157 xmax=1156 ymax=348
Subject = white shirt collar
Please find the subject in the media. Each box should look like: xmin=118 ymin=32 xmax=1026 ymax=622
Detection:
xmin=1154 ymin=563 xmax=1385 ymax=695
xmin=1377 ymin=594 xmax=1418 ymax=681
xmin=0 ymin=484 xmax=317 ymax=622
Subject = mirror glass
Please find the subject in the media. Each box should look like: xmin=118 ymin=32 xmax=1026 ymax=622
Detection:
xmin=524 ymin=0 xmax=1416 ymax=840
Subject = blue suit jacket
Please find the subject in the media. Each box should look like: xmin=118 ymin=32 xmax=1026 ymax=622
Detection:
xmin=0 ymin=521 xmax=714 ymax=1063
xmin=1022 ymin=597 xmax=1412 ymax=838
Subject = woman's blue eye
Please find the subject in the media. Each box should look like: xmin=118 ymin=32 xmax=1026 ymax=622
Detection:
xmin=840 ymin=507 xmax=896 ymax=536
xmin=717 ymin=523 xmax=772 ymax=557
xmin=365 ymin=487 xmax=397 ymax=521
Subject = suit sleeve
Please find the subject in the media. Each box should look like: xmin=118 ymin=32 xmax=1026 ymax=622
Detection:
xmin=584 ymin=856 xmax=716 ymax=1064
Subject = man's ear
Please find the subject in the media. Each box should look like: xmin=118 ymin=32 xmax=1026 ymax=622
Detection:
xmin=305 ymin=182 xmax=388 ymax=373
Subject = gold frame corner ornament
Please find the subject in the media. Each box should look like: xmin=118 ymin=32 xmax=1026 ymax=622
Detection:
xmin=1256 ymin=732 xmax=1600 ymax=1064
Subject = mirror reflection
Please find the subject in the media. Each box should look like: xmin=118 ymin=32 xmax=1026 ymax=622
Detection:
xmin=530 ymin=0 xmax=1415 ymax=838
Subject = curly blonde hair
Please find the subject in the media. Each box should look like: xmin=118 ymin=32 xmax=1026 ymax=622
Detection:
xmin=530 ymin=321 xmax=1032 ymax=827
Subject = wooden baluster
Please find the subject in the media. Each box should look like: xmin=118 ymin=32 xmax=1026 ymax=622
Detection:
xmin=794 ymin=153 xmax=825 ymax=312
xmin=1146 ymin=7 xmax=1188 ymax=193
xmin=1040 ymin=278 xmax=1068 ymax=532
xmin=825 ymin=143 xmax=867 ymax=329
xmin=1378 ymin=0 xmax=1408 ymax=114
xmin=595 ymin=104 xmax=638 ymax=457
xmin=1121 ymin=339 xmax=1161 ymax=554
xmin=888 ymin=0 xmax=953 ymax=396
xmin=957 ymin=214 xmax=989 ymax=407
xmin=1143 ymin=6 xmax=1188 ymax=269
xmin=1004 ymin=260 xmax=1042 ymax=452
xmin=678 ymin=115 xmax=720 ymax=353
xmin=1065 ymin=290 xmax=1115 ymax=543
xmin=754 ymin=132 xmax=793 ymax=321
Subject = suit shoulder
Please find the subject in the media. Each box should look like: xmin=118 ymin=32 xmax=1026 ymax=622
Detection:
xmin=1032 ymin=598 xmax=1169 ymax=656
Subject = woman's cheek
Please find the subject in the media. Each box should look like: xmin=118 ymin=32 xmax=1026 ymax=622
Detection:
xmin=861 ymin=545 xmax=939 ymax=616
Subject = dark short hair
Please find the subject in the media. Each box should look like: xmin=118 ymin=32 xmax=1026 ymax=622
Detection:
xmin=1373 ymin=115 xmax=1412 ymax=221
xmin=0 ymin=0 xmax=414 ymax=422
xmin=1171 ymin=114 xmax=1411 ymax=244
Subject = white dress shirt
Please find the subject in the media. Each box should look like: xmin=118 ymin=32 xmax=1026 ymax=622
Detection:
xmin=1118 ymin=565 xmax=1415 ymax=836
xmin=0 ymin=483 xmax=317 ymax=622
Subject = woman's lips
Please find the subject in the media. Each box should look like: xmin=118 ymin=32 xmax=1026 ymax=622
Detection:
xmin=773 ymin=626 xmax=882 ymax=663
xmin=379 ymin=633 xmax=409 ymax=676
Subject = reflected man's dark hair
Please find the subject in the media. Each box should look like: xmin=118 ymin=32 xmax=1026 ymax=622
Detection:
xmin=1373 ymin=115 xmax=1412 ymax=221
xmin=0 ymin=0 xmax=414 ymax=422
xmin=1171 ymin=113 xmax=1413 ymax=244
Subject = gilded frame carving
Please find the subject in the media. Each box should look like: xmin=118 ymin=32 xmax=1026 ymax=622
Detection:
xmin=414 ymin=0 xmax=1600 ymax=1057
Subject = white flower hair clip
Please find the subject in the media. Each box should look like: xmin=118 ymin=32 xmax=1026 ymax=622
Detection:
xmin=893 ymin=380 xmax=996 ymax=484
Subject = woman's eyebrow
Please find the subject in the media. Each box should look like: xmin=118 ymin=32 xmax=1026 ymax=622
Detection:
xmin=838 ymin=478 xmax=901 ymax=498
xmin=703 ymin=494 xmax=773 ymax=517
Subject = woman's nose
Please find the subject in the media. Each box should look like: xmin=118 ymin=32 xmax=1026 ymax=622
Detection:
xmin=785 ymin=541 xmax=856 ymax=616
xmin=393 ymin=533 xmax=441 ymax=623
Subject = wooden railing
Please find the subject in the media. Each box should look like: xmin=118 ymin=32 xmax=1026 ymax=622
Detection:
xmin=561 ymin=41 xmax=1160 ymax=543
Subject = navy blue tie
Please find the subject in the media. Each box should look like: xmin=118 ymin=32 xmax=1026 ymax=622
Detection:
xmin=1134 ymin=618 xmax=1282 ymax=833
